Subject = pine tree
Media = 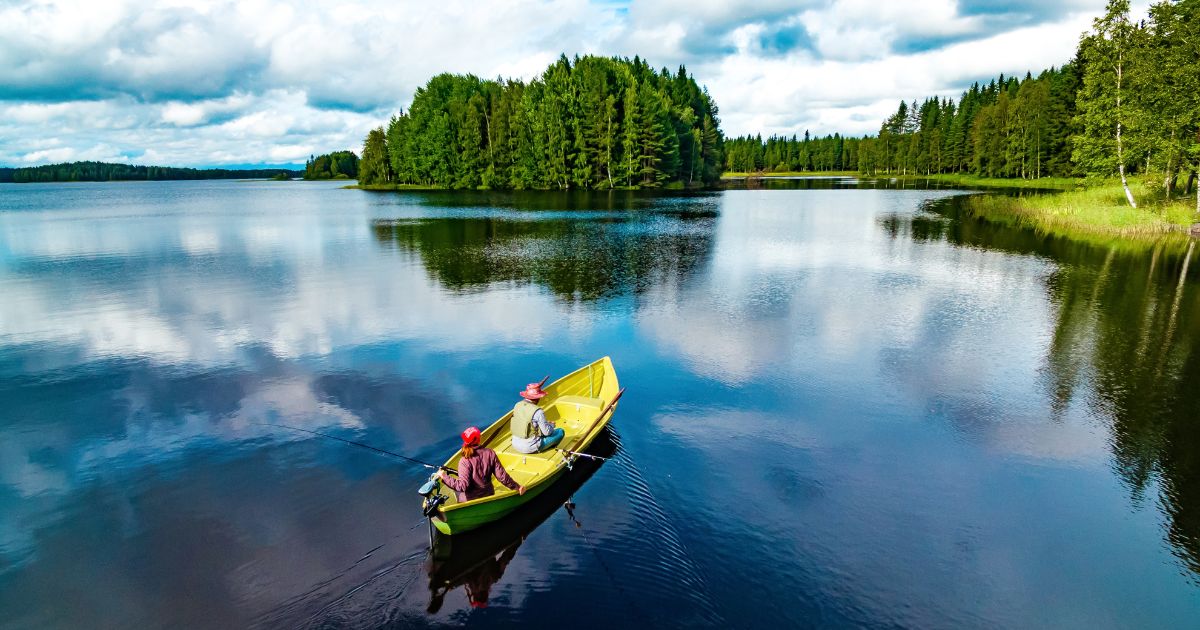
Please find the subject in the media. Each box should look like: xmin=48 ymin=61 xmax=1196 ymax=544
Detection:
xmin=621 ymin=84 xmax=641 ymax=186
xmin=359 ymin=127 xmax=390 ymax=185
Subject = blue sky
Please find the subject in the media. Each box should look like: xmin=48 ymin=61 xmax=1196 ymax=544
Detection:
xmin=0 ymin=0 xmax=1137 ymax=168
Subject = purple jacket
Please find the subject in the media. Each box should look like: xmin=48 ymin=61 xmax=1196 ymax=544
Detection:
xmin=442 ymin=448 xmax=520 ymax=501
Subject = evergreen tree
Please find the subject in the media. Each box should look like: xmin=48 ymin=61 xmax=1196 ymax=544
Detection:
xmin=359 ymin=127 xmax=390 ymax=185
xmin=621 ymin=84 xmax=641 ymax=186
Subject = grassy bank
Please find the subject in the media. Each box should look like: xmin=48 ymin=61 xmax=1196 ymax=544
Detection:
xmin=722 ymin=170 xmax=1197 ymax=243
xmin=873 ymin=172 xmax=1080 ymax=190
xmin=721 ymin=171 xmax=1080 ymax=190
xmin=343 ymin=183 xmax=441 ymax=190
xmin=962 ymin=179 xmax=1198 ymax=243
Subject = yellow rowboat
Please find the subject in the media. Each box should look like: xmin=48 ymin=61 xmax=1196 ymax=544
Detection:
xmin=426 ymin=430 xmax=616 ymax=611
xmin=425 ymin=357 xmax=622 ymax=535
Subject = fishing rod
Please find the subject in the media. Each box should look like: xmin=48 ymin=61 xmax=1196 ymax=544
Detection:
xmin=252 ymin=423 xmax=457 ymax=474
xmin=555 ymin=449 xmax=610 ymax=462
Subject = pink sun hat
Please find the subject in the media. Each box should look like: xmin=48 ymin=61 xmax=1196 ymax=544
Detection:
xmin=520 ymin=382 xmax=547 ymax=399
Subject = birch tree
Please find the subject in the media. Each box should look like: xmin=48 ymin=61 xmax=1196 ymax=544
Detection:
xmin=1075 ymin=0 xmax=1143 ymax=207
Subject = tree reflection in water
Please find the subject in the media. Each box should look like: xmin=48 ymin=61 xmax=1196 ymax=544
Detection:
xmin=371 ymin=200 xmax=716 ymax=301
xmin=894 ymin=196 xmax=1200 ymax=576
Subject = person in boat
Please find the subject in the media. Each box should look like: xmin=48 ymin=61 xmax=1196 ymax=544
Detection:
xmin=440 ymin=427 xmax=525 ymax=503
xmin=510 ymin=382 xmax=565 ymax=454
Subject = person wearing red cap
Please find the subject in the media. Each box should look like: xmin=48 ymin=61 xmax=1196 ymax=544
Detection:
xmin=510 ymin=382 xmax=565 ymax=454
xmin=440 ymin=427 xmax=525 ymax=502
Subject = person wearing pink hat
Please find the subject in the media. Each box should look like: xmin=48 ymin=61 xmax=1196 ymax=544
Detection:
xmin=440 ymin=427 xmax=525 ymax=502
xmin=510 ymin=382 xmax=565 ymax=454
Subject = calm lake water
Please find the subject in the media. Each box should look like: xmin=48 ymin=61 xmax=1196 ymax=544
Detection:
xmin=1 ymin=179 xmax=1198 ymax=629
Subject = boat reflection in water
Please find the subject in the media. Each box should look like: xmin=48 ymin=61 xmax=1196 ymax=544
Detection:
xmin=425 ymin=428 xmax=618 ymax=613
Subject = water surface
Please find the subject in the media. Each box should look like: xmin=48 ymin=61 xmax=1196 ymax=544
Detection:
xmin=1 ymin=179 xmax=1198 ymax=629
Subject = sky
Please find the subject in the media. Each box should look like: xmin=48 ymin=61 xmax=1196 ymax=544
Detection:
xmin=0 ymin=0 xmax=1141 ymax=168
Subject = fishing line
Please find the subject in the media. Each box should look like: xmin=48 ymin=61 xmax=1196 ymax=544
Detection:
xmin=251 ymin=422 xmax=456 ymax=473
xmin=563 ymin=496 xmax=644 ymax=618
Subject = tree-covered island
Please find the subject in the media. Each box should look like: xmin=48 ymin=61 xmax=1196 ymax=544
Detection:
xmin=354 ymin=54 xmax=724 ymax=189
xmin=304 ymin=152 xmax=358 ymax=180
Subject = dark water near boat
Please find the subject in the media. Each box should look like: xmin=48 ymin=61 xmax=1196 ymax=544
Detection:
xmin=2 ymin=179 xmax=1199 ymax=629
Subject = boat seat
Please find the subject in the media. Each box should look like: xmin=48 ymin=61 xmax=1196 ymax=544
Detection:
xmin=554 ymin=395 xmax=604 ymax=410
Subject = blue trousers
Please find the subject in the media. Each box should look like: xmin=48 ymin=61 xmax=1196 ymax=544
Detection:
xmin=538 ymin=428 xmax=565 ymax=452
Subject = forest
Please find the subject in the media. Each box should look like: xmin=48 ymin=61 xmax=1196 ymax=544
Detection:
xmin=304 ymin=152 xmax=358 ymax=180
xmin=356 ymin=54 xmax=724 ymax=189
xmin=852 ymin=65 xmax=1082 ymax=180
xmin=727 ymin=0 xmax=1200 ymax=204
xmin=9 ymin=162 xmax=301 ymax=183
xmin=724 ymin=132 xmax=861 ymax=173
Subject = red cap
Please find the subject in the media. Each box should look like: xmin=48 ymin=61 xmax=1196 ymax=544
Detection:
xmin=461 ymin=427 xmax=481 ymax=446
xmin=520 ymin=383 xmax=547 ymax=399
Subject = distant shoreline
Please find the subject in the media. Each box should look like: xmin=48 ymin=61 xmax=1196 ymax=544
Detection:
xmin=5 ymin=160 xmax=301 ymax=184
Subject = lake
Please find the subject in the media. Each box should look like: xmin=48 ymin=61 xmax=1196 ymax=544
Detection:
xmin=1 ymin=179 xmax=1198 ymax=629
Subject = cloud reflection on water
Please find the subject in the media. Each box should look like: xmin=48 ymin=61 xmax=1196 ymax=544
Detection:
xmin=2 ymin=181 xmax=1200 ymax=628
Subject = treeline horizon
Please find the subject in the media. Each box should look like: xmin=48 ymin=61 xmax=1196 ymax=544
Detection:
xmin=356 ymin=54 xmax=724 ymax=189
xmin=725 ymin=66 xmax=1075 ymax=179
xmin=725 ymin=132 xmax=862 ymax=173
xmin=6 ymin=161 xmax=302 ymax=183
xmin=11 ymin=0 xmax=1197 ymax=202
xmin=728 ymin=0 xmax=1200 ymax=206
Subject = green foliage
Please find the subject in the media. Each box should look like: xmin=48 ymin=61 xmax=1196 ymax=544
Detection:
xmin=304 ymin=151 xmax=359 ymax=180
xmin=963 ymin=178 xmax=1199 ymax=239
xmin=826 ymin=0 xmax=1200 ymax=202
xmin=380 ymin=55 xmax=724 ymax=189
xmin=272 ymin=172 xmax=289 ymax=181
xmin=724 ymin=131 xmax=861 ymax=174
xmin=840 ymin=68 xmax=1081 ymax=180
xmin=11 ymin=162 xmax=300 ymax=183
xmin=1075 ymin=0 xmax=1143 ymax=205
xmin=358 ymin=127 xmax=391 ymax=186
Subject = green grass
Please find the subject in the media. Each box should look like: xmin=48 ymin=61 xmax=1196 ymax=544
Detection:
xmin=878 ymin=172 xmax=1081 ymax=190
xmin=721 ymin=171 xmax=1080 ymax=190
xmin=962 ymin=178 xmax=1199 ymax=243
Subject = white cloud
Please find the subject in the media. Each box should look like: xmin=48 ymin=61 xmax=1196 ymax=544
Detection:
xmin=21 ymin=147 xmax=78 ymax=163
xmin=0 ymin=0 xmax=1130 ymax=165
xmin=161 ymin=102 xmax=209 ymax=126
xmin=0 ymin=91 xmax=380 ymax=166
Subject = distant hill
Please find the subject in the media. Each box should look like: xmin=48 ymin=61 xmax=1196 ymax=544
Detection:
xmin=9 ymin=161 xmax=303 ymax=183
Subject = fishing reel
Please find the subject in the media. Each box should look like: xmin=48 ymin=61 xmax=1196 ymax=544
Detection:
xmin=418 ymin=472 xmax=441 ymax=497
